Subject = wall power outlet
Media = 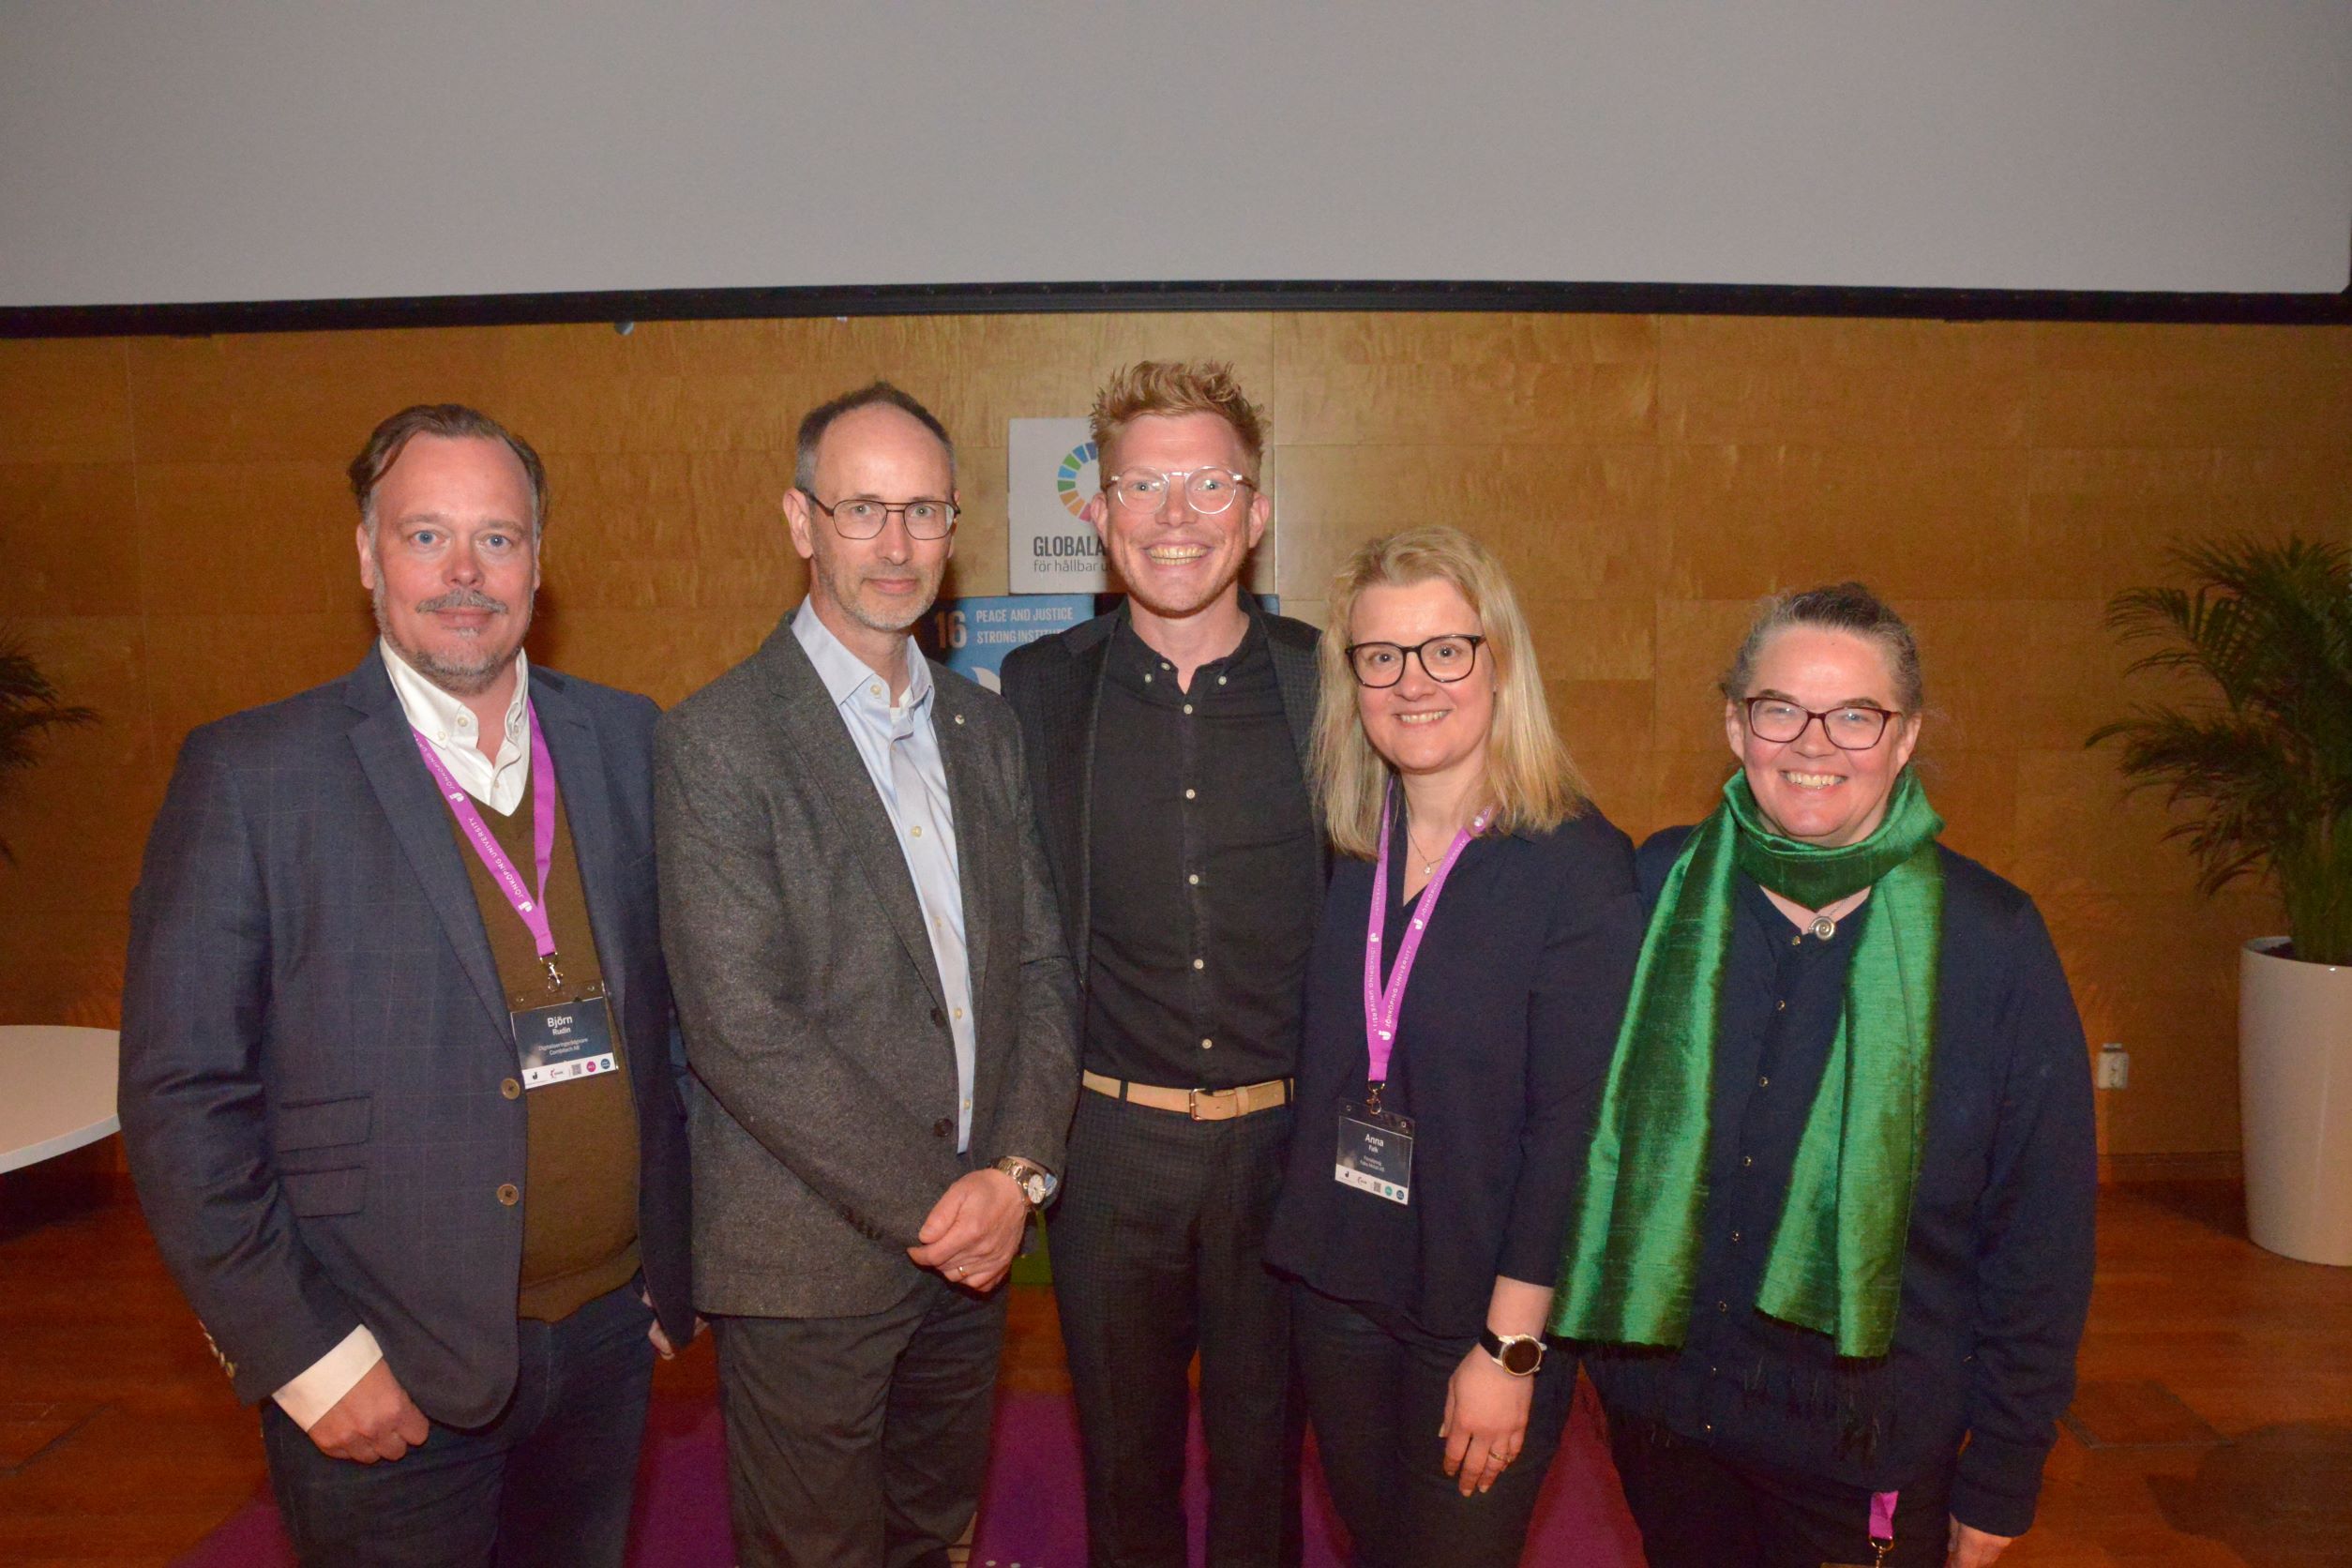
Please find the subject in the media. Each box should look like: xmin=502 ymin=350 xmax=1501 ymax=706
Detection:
xmin=2097 ymin=1043 xmax=2131 ymax=1090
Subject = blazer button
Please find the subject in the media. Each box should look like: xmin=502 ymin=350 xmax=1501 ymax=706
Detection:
xmin=500 ymin=1078 xmax=522 ymax=1100
xmin=932 ymin=1118 xmax=953 ymax=1138
xmin=931 ymin=1007 xmax=946 ymax=1029
xmin=497 ymin=1184 xmax=520 ymax=1206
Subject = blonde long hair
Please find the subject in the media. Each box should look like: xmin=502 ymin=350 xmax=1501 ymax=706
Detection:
xmin=1312 ymin=525 xmax=1588 ymax=859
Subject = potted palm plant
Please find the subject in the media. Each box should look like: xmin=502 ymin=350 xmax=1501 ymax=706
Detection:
xmin=2091 ymin=535 xmax=2352 ymax=1265
xmin=0 ymin=632 xmax=98 ymax=864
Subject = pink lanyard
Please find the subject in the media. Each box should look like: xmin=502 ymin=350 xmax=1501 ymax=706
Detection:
xmin=412 ymin=703 xmax=564 ymax=988
xmin=1362 ymin=785 xmax=1491 ymax=1089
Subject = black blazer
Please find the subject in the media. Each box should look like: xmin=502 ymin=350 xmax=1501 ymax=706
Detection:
xmin=998 ymin=596 xmax=1328 ymax=991
xmin=119 ymin=654 xmax=693 ymax=1425
xmin=1265 ymin=808 xmax=1643 ymax=1339
xmin=1585 ymin=828 xmax=2096 ymax=1536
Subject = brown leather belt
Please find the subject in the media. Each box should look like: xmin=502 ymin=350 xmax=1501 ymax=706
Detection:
xmin=1081 ymin=1069 xmax=1291 ymax=1122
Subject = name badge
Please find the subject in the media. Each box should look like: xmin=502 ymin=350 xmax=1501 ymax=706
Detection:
xmin=512 ymin=987 xmax=617 ymax=1090
xmin=1335 ymin=1100 xmax=1414 ymax=1205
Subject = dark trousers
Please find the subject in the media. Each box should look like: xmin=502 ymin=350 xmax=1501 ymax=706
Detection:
xmin=1290 ymin=1284 xmax=1576 ymax=1568
xmin=1052 ymin=1089 xmax=1304 ymax=1568
xmin=1606 ymin=1418 xmax=1955 ymax=1568
xmin=259 ymin=1282 xmax=656 ymax=1568
xmin=711 ymin=1272 xmax=1007 ymax=1568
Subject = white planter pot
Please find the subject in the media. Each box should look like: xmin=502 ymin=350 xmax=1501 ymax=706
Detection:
xmin=2240 ymin=938 xmax=2352 ymax=1266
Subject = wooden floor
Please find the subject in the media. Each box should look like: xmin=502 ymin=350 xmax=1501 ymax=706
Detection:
xmin=3 ymin=1168 xmax=2347 ymax=1567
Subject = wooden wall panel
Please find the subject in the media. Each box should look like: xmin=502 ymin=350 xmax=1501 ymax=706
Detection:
xmin=1 ymin=310 xmax=2345 ymax=1165
xmin=0 ymin=339 xmax=133 ymax=465
xmin=0 ymin=464 xmax=143 ymax=617
xmin=1659 ymin=444 xmax=2035 ymax=602
xmin=1656 ymin=317 xmax=2035 ymax=448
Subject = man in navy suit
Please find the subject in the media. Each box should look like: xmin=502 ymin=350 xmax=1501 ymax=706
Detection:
xmin=120 ymin=404 xmax=694 ymax=1568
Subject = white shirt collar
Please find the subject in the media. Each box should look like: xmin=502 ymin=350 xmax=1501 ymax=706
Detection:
xmin=791 ymin=599 xmax=931 ymax=716
xmin=378 ymin=640 xmax=531 ymax=750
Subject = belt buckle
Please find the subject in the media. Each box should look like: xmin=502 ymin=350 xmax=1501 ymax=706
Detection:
xmin=1189 ymin=1086 xmax=1236 ymax=1121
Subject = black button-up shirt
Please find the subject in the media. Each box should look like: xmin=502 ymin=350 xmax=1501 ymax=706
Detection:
xmin=1083 ymin=615 xmax=1319 ymax=1090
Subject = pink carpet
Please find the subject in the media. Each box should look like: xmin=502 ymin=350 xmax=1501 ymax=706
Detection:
xmin=175 ymin=1380 xmax=1643 ymax=1566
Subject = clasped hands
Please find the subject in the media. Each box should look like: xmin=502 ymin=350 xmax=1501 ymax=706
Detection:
xmin=907 ymin=1167 xmax=1029 ymax=1292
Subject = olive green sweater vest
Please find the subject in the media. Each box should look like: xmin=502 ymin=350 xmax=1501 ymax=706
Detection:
xmin=451 ymin=762 xmax=642 ymax=1320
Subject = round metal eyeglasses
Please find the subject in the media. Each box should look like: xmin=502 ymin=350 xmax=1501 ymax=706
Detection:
xmin=1104 ymin=467 xmax=1256 ymax=516
xmin=1741 ymin=697 xmax=1902 ymax=749
xmin=803 ymin=491 xmax=959 ymax=540
xmin=1346 ymin=635 xmax=1486 ymax=688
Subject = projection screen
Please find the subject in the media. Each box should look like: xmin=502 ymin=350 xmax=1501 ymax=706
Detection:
xmin=1 ymin=0 xmax=2346 ymax=315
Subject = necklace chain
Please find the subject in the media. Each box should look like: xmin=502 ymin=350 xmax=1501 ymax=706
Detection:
xmin=1407 ymin=823 xmax=1455 ymax=877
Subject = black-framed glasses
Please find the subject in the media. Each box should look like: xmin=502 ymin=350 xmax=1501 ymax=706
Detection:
xmin=1347 ymin=635 xmax=1486 ymax=688
xmin=802 ymin=490 xmax=959 ymax=539
xmin=1741 ymin=697 xmax=1903 ymax=749
xmin=1104 ymin=467 xmax=1256 ymax=516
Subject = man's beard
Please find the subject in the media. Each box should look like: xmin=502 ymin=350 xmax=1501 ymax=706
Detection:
xmin=816 ymin=554 xmax=942 ymax=636
xmin=373 ymin=582 xmax=528 ymax=697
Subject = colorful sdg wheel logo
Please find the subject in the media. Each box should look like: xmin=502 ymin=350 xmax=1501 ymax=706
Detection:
xmin=1056 ymin=440 xmax=1099 ymax=519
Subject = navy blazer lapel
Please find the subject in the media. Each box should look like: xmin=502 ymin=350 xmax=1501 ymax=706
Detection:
xmin=342 ymin=656 xmax=512 ymax=1040
xmin=930 ymin=672 xmax=991 ymax=1010
xmin=531 ymin=672 xmax=629 ymax=1029
xmin=759 ymin=626 xmax=951 ymax=1015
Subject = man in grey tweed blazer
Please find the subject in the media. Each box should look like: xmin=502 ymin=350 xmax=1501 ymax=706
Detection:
xmin=656 ymin=383 xmax=1078 ymax=1567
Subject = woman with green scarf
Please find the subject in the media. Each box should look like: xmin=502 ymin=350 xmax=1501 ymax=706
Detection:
xmin=1555 ymin=584 xmax=2095 ymax=1568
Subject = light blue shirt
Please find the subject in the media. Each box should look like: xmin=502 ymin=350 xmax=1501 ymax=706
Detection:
xmin=792 ymin=600 xmax=977 ymax=1151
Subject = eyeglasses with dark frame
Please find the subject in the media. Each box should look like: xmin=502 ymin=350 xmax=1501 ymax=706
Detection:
xmin=1346 ymin=635 xmax=1487 ymax=688
xmin=1740 ymin=697 xmax=1904 ymax=750
xmin=801 ymin=490 xmax=960 ymax=540
xmin=1102 ymin=467 xmax=1257 ymax=516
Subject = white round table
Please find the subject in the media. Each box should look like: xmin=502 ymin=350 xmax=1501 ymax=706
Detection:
xmin=0 ymin=1026 xmax=121 ymax=1173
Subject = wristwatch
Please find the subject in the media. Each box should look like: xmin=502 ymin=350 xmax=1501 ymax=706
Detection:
xmin=993 ymin=1155 xmax=1057 ymax=1210
xmin=1479 ymin=1328 xmax=1546 ymax=1377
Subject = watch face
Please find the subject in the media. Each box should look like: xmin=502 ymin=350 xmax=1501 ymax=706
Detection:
xmin=1020 ymin=1174 xmax=1048 ymax=1206
xmin=1500 ymin=1338 xmax=1543 ymax=1375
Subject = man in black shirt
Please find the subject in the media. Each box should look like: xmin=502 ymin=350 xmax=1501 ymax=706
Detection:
xmin=1002 ymin=362 xmax=1325 ymax=1568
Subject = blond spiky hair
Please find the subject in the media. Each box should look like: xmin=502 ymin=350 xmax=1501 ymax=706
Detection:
xmin=1089 ymin=361 xmax=1268 ymax=475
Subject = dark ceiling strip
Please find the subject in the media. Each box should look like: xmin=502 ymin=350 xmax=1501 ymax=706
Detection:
xmin=5 ymin=277 xmax=2350 ymax=339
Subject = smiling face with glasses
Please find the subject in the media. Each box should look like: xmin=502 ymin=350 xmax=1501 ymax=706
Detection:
xmin=1348 ymin=579 xmax=1498 ymax=807
xmin=1726 ymin=626 xmax=1920 ymax=847
xmin=1086 ymin=412 xmax=1268 ymax=626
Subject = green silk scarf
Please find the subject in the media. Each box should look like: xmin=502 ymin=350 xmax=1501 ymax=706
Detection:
xmin=1552 ymin=768 xmax=1945 ymax=1359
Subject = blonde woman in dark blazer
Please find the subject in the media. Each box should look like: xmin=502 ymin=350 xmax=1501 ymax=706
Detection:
xmin=1267 ymin=525 xmax=1643 ymax=1568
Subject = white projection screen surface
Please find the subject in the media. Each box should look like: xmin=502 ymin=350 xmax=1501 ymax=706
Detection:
xmin=2 ymin=0 xmax=2347 ymax=311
